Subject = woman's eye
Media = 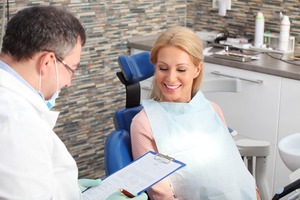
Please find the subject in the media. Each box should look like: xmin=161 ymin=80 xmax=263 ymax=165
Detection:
xmin=177 ymin=68 xmax=186 ymax=72
xmin=158 ymin=66 xmax=168 ymax=71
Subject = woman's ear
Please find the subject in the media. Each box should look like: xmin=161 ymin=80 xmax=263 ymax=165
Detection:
xmin=194 ymin=62 xmax=202 ymax=78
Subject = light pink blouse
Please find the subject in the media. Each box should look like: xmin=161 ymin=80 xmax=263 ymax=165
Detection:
xmin=131 ymin=102 xmax=227 ymax=200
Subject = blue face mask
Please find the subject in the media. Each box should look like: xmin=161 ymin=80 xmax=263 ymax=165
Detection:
xmin=45 ymin=90 xmax=61 ymax=109
xmin=39 ymin=56 xmax=60 ymax=110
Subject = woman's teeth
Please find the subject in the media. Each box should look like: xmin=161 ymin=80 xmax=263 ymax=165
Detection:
xmin=165 ymin=84 xmax=180 ymax=89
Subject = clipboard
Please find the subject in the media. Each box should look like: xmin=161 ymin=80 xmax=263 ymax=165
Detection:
xmin=82 ymin=151 xmax=186 ymax=200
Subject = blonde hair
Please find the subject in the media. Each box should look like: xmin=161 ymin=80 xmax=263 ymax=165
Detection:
xmin=150 ymin=26 xmax=204 ymax=101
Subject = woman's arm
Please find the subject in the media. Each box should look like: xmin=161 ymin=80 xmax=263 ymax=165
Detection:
xmin=131 ymin=109 xmax=178 ymax=200
xmin=210 ymin=102 xmax=227 ymax=127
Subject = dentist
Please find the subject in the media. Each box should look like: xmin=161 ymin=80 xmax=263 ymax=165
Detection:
xmin=0 ymin=5 xmax=146 ymax=200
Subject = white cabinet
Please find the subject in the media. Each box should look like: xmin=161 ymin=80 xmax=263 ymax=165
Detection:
xmin=278 ymin=78 xmax=300 ymax=141
xmin=202 ymin=63 xmax=281 ymax=142
xmin=202 ymin=62 xmax=281 ymax=195
xmin=273 ymin=78 xmax=300 ymax=193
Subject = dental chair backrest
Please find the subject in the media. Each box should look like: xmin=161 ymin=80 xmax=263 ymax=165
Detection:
xmin=104 ymin=52 xmax=155 ymax=176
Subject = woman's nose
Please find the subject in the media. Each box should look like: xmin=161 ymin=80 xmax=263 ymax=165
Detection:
xmin=166 ymin=70 xmax=177 ymax=82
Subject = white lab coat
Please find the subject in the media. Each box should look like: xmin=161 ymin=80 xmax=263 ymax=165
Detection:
xmin=0 ymin=69 xmax=81 ymax=200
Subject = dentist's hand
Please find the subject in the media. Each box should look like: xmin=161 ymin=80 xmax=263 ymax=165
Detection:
xmin=106 ymin=190 xmax=148 ymax=200
xmin=78 ymin=178 xmax=101 ymax=192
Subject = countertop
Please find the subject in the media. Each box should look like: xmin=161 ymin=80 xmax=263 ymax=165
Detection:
xmin=127 ymin=35 xmax=300 ymax=80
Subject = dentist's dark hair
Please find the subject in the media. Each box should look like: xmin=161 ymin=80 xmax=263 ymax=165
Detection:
xmin=1 ymin=5 xmax=86 ymax=61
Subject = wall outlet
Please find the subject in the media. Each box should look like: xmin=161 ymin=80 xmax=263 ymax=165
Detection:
xmin=212 ymin=0 xmax=231 ymax=10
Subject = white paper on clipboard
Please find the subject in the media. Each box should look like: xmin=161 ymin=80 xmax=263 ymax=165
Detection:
xmin=82 ymin=151 xmax=186 ymax=200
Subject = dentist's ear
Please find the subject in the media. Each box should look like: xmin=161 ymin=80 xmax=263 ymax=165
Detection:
xmin=39 ymin=52 xmax=55 ymax=76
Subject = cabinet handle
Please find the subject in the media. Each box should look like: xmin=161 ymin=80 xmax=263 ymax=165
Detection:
xmin=211 ymin=71 xmax=263 ymax=84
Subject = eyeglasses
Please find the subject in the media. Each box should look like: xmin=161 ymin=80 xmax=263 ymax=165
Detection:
xmin=55 ymin=55 xmax=79 ymax=78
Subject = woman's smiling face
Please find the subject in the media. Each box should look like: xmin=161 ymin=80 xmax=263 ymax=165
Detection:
xmin=155 ymin=46 xmax=201 ymax=103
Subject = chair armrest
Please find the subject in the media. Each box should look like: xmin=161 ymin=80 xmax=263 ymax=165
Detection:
xmin=105 ymin=129 xmax=133 ymax=176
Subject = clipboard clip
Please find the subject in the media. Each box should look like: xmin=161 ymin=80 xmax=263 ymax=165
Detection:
xmin=154 ymin=153 xmax=175 ymax=164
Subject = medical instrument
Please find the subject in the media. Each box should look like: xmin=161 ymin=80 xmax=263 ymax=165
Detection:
xmin=272 ymin=178 xmax=300 ymax=200
xmin=119 ymin=189 xmax=135 ymax=198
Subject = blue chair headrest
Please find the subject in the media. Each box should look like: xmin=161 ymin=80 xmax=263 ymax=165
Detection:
xmin=118 ymin=52 xmax=155 ymax=83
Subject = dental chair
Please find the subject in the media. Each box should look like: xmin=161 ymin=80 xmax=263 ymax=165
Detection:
xmin=104 ymin=52 xmax=154 ymax=175
xmin=104 ymin=51 xmax=271 ymax=200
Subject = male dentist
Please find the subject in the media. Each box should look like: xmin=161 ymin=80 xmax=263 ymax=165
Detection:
xmin=0 ymin=5 xmax=146 ymax=200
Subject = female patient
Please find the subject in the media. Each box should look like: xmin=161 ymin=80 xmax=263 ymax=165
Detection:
xmin=131 ymin=26 xmax=260 ymax=200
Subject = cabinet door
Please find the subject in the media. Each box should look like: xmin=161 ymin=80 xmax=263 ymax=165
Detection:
xmin=273 ymin=77 xmax=300 ymax=193
xmin=202 ymin=63 xmax=281 ymax=195
xmin=278 ymin=78 xmax=300 ymax=141
xmin=202 ymin=63 xmax=281 ymax=143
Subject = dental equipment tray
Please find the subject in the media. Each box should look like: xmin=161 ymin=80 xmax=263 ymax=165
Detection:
xmin=213 ymin=52 xmax=252 ymax=62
